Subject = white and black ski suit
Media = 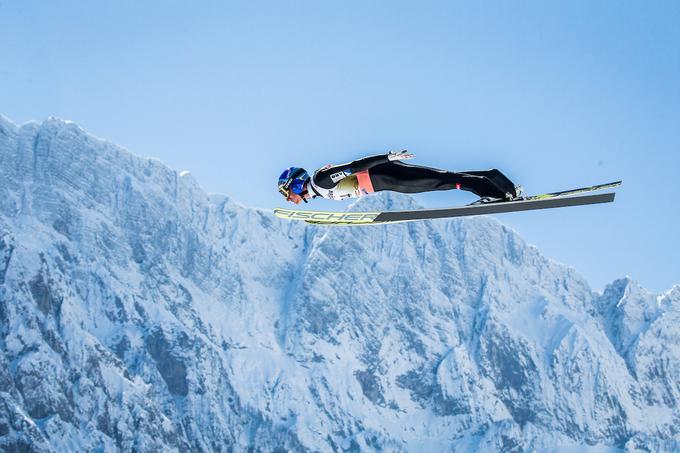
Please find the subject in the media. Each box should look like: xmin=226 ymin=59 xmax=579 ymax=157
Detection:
xmin=308 ymin=153 xmax=517 ymax=201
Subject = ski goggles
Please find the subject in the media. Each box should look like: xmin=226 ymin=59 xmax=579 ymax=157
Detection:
xmin=278 ymin=186 xmax=291 ymax=198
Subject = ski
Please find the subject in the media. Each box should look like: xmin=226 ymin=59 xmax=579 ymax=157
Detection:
xmin=273 ymin=181 xmax=621 ymax=226
xmin=274 ymin=193 xmax=616 ymax=226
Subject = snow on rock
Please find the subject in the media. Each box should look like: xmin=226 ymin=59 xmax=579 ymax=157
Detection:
xmin=0 ymin=115 xmax=678 ymax=452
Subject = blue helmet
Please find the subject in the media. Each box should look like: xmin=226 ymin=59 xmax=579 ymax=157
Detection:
xmin=278 ymin=167 xmax=310 ymax=198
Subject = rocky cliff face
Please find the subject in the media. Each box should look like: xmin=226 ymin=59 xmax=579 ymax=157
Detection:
xmin=0 ymin=115 xmax=678 ymax=452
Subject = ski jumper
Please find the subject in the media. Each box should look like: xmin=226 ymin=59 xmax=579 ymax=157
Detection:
xmin=308 ymin=153 xmax=517 ymax=200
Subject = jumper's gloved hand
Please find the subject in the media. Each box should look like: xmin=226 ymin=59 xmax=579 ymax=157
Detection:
xmin=387 ymin=150 xmax=415 ymax=161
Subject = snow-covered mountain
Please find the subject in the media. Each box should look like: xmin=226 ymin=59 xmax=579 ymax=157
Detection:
xmin=0 ymin=115 xmax=678 ymax=452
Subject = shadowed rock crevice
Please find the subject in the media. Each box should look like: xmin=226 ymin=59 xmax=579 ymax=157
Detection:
xmin=145 ymin=329 xmax=190 ymax=397
xmin=29 ymin=272 xmax=62 ymax=319
xmin=0 ymin=233 xmax=13 ymax=285
xmin=354 ymin=369 xmax=386 ymax=407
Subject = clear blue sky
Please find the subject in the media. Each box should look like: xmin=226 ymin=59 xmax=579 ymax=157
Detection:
xmin=1 ymin=1 xmax=678 ymax=292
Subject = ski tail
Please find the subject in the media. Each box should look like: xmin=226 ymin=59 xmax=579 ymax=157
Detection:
xmin=526 ymin=180 xmax=621 ymax=200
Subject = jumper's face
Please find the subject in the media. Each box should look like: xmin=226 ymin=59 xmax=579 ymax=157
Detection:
xmin=287 ymin=191 xmax=304 ymax=204
xmin=282 ymin=180 xmax=310 ymax=204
